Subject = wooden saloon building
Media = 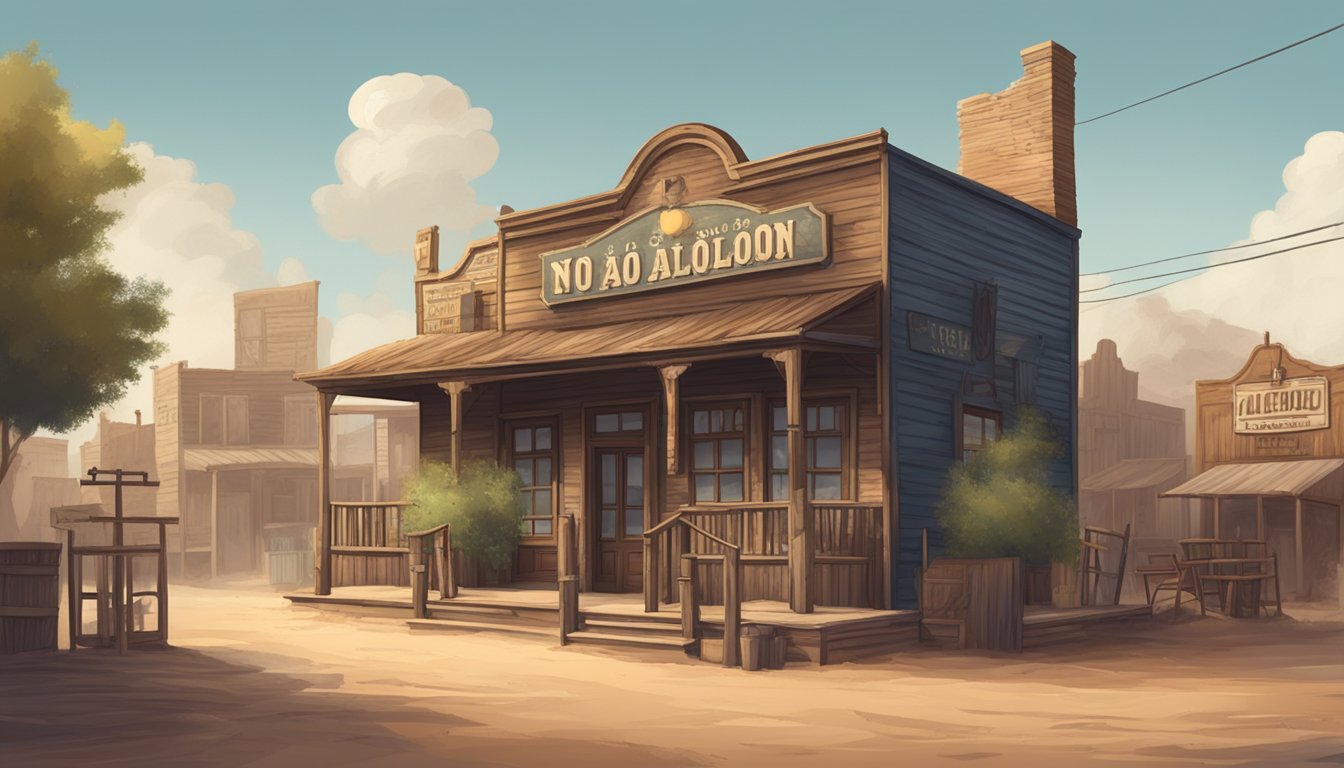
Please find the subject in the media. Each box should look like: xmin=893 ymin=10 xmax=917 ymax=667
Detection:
xmin=299 ymin=41 xmax=1082 ymax=615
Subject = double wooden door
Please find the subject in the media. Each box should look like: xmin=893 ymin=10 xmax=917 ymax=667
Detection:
xmin=592 ymin=448 xmax=645 ymax=593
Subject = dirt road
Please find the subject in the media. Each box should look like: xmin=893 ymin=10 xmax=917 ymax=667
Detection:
xmin=2 ymin=585 xmax=1342 ymax=767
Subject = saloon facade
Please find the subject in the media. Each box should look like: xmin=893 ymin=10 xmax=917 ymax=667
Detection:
xmin=300 ymin=42 xmax=1081 ymax=611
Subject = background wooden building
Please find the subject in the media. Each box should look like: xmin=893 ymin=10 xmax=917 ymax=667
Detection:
xmin=301 ymin=42 xmax=1082 ymax=612
xmin=1165 ymin=337 xmax=1344 ymax=603
xmin=1077 ymin=339 xmax=1190 ymax=597
xmin=0 ymin=436 xmax=76 ymax=543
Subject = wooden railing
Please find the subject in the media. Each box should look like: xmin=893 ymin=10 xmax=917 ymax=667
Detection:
xmin=319 ymin=501 xmax=411 ymax=593
xmin=645 ymin=501 xmax=882 ymax=609
xmin=407 ymin=524 xmax=455 ymax=619
xmin=644 ymin=512 xmax=741 ymax=667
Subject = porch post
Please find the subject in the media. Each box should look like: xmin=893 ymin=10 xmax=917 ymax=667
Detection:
xmin=1212 ymin=496 xmax=1222 ymax=539
xmin=658 ymin=364 xmax=690 ymax=475
xmin=439 ymin=382 xmax=471 ymax=476
xmin=1295 ymin=496 xmax=1305 ymax=597
xmin=209 ymin=469 xmax=220 ymax=580
xmin=1256 ymin=496 xmax=1265 ymax=540
xmin=316 ymin=390 xmax=335 ymax=595
xmin=768 ymin=348 xmax=813 ymax=613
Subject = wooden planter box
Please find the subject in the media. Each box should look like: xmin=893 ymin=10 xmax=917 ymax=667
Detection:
xmin=920 ymin=556 xmax=1023 ymax=652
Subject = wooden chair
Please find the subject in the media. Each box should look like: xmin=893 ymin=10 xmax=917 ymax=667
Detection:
xmin=1136 ymin=552 xmax=1183 ymax=610
xmin=1178 ymin=539 xmax=1220 ymax=616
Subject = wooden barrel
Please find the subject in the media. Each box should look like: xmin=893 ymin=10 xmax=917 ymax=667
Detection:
xmin=0 ymin=542 xmax=62 ymax=654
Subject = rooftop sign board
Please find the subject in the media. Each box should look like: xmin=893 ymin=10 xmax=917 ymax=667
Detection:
xmin=539 ymin=200 xmax=828 ymax=306
xmin=1234 ymin=376 xmax=1329 ymax=434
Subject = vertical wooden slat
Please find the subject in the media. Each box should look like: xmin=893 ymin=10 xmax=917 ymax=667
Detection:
xmin=722 ymin=547 xmax=741 ymax=667
xmin=66 ymin=530 xmax=77 ymax=652
xmin=680 ymin=553 xmax=698 ymax=642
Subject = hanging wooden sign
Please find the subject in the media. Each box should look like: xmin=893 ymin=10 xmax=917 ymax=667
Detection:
xmin=539 ymin=200 xmax=828 ymax=306
xmin=907 ymin=311 xmax=973 ymax=363
xmin=1234 ymin=376 xmax=1329 ymax=434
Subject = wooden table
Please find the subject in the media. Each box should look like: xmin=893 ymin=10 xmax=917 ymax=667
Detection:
xmin=1177 ymin=557 xmax=1273 ymax=618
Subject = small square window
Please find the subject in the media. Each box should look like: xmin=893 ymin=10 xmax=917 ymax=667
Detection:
xmin=514 ymin=427 xmax=532 ymax=453
xmin=596 ymin=413 xmax=620 ymax=433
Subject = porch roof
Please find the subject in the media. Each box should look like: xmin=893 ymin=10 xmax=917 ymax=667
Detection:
xmin=1159 ymin=458 xmax=1344 ymax=501
xmin=184 ymin=446 xmax=318 ymax=472
xmin=298 ymin=284 xmax=879 ymax=391
xmin=1081 ymin=458 xmax=1185 ymax=492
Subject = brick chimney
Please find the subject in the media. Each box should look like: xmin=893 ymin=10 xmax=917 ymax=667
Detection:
xmin=957 ymin=41 xmax=1077 ymax=227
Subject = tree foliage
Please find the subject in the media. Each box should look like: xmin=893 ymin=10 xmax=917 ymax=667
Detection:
xmin=402 ymin=460 xmax=527 ymax=572
xmin=935 ymin=406 xmax=1079 ymax=566
xmin=0 ymin=44 xmax=168 ymax=483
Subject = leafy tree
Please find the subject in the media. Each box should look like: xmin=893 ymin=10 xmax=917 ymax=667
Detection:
xmin=936 ymin=406 xmax=1078 ymax=566
xmin=402 ymin=460 xmax=527 ymax=572
xmin=0 ymin=44 xmax=168 ymax=491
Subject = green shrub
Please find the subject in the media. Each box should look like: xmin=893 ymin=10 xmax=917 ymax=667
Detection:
xmin=402 ymin=460 xmax=527 ymax=572
xmin=935 ymin=406 xmax=1078 ymax=566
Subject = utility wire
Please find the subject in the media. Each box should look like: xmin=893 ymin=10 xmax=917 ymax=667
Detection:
xmin=1079 ymin=234 xmax=1344 ymax=302
xmin=1080 ymin=280 xmax=1185 ymax=304
xmin=1077 ymin=22 xmax=1344 ymax=125
xmin=1080 ymin=221 xmax=1344 ymax=277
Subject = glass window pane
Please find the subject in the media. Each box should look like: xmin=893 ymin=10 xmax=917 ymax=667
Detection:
xmin=693 ymin=410 xmax=709 ymax=434
xmin=596 ymin=413 xmax=619 ymax=433
xmin=622 ymin=412 xmax=643 ymax=431
xmin=771 ymin=474 xmax=789 ymax=502
xmin=963 ymin=414 xmax=982 ymax=448
xmin=533 ymin=518 xmax=552 ymax=536
xmin=520 ymin=519 xmax=532 ymax=535
xmin=514 ymin=458 xmax=534 ymax=486
xmin=694 ymin=474 xmax=715 ymax=503
xmin=812 ymin=473 xmax=842 ymax=500
xmin=771 ymin=436 xmax=788 ymax=470
xmin=733 ymin=409 xmax=743 ymax=431
xmin=533 ymin=489 xmax=551 ymax=516
xmin=818 ymin=406 xmax=836 ymax=431
xmin=721 ymin=439 xmax=743 ymax=469
xmin=772 ymin=406 xmax=786 ymax=431
xmin=625 ymin=508 xmax=643 ymax=536
xmin=719 ymin=473 xmax=744 ymax=502
xmin=602 ymin=454 xmax=617 ymax=504
xmin=626 ymin=455 xmax=644 ymax=506
xmin=601 ymin=509 xmax=616 ymax=539
xmin=711 ymin=409 xmax=723 ymax=433
xmin=806 ymin=406 xmax=817 ymax=432
xmin=514 ymin=427 xmax=532 ymax=453
xmin=536 ymin=457 xmax=552 ymax=485
xmin=814 ymin=436 xmax=842 ymax=469
xmin=984 ymin=418 xmax=998 ymax=442
xmin=693 ymin=441 xmax=715 ymax=469
xmin=534 ymin=426 xmax=551 ymax=451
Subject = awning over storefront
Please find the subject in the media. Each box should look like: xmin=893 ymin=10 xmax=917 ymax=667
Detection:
xmin=183 ymin=447 xmax=318 ymax=472
xmin=297 ymin=284 xmax=879 ymax=390
xmin=1159 ymin=458 xmax=1344 ymax=501
xmin=1081 ymin=458 xmax=1186 ymax=492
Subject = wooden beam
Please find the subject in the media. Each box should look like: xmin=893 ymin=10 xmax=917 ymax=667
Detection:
xmin=1213 ymin=496 xmax=1222 ymax=539
xmin=657 ymin=364 xmax=690 ymax=475
xmin=438 ymin=382 xmax=472 ymax=475
xmin=766 ymin=348 xmax=813 ymax=613
xmin=1256 ymin=496 xmax=1265 ymax=541
xmin=1295 ymin=496 xmax=1305 ymax=598
xmin=316 ymin=390 xmax=335 ymax=595
xmin=209 ymin=469 xmax=220 ymax=581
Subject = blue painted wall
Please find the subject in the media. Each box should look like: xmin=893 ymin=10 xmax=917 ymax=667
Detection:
xmin=887 ymin=147 xmax=1080 ymax=609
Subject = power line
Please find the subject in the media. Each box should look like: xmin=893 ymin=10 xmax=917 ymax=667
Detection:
xmin=1077 ymin=22 xmax=1344 ymax=125
xmin=1080 ymin=221 xmax=1344 ymax=277
xmin=1079 ymin=233 xmax=1344 ymax=302
xmin=1080 ymin=280 xmax=1185 ymax=304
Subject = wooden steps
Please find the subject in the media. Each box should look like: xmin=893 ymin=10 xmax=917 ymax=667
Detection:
xmin=407 ymin=618 xmax=556 ymax=639
xmin=565 ymin=630 xmax=696 ymax=651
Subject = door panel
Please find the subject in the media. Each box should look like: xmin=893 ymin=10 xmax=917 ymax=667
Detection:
xmin=592 ymin=447 xmax=645 ymax=593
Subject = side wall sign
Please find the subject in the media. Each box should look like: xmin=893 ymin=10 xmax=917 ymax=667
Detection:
xmin=539 ymin=200 xmax=828 ymax=306
xmin=1234 ymin=376 xmax=1330 ymax=434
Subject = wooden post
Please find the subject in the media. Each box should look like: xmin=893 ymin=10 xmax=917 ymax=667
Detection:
xmin=209 ymin=470 xmax=220 ymax=580
xmin=1295 ymin=496 xmax=1305 ymax=598
xmin=658 ymin=364 xmax=690 ymax=475
xmin=409 ymin=535 xmax=429 ymax=619
xmin=316 ymin=390 xmax=335 ymax=595
xmin=679 ymin=553 xmax=698 ymax=643
xmin=643 ymin=534 xmax=658 ymax=613
xmin=66 ymin=530 xmax=78 ymax=652
xmin=558 ymin=514 xmax=578 ymax=643
xmin=1256 ymin=496 xmax=1265 ymax=541
xmin=767 ymin=348 xmax=812 ymax=613
xmin=439 ymin=382 xmax=471 ymax=476
xmin=158 ymin=523 xmax=169 ymax=643
xmin=436 ymin=528 xmax=455 ymax=600
xmin=722 ymin=548 xmax=741 ymax=667
xmin=1213 ymin=496 xmax=1222 ymax=540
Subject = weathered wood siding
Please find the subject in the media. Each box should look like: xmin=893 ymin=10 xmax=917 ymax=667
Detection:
xmin=888 ymin=148 xmax=1079 ymax=608
xmin=233 ymin=282 xmax=319 ymax=372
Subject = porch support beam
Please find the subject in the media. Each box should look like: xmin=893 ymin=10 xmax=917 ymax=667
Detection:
xmin=315 ymin=389 xmax=336 ymax=596
xmin=767 ymin=347 xmax=813 ymax=613
xmin=1295 ymin=496 xmax=1305 ymax=598
xmin=439 ymin=382 xmax=472 ymax=476
xmin=657 ymin=364 xmax=690 ymax=475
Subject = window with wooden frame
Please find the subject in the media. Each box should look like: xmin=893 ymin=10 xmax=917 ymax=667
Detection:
xmin=690 ymin=403 xmax=747 ymax=503
xmin=200 ymin=394 xmax=250 ymax=445
xmin=510 ymin=421 xmax=556 ymax=538
xmin=767 ymin=400 xmax=850 ymax=501
xmin=961 ymin=405 xmax=1001 ymax=462
xmin=283 ymin=395 xmax=318 ymax=446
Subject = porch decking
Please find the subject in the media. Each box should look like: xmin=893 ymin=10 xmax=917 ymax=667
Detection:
xmin=1022 ymin=603 xmax=1154 ymax=648
xmin=285 ymin=585 xmax=922 ymax=665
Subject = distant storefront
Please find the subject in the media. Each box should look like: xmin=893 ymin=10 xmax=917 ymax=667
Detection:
xmin=1164 ymin=336 xmax=1344 ymax=602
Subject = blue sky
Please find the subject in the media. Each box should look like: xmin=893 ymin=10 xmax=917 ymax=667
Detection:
xmin=6 ymin=0 xmax=1343 ymax=328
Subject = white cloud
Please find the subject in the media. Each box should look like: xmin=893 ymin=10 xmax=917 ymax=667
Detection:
xmin=276 ymin=257 xmax=310 ymax=286
xmin=312 ymin=73 xmax=499 ymax=256
xmin=328 ymin=265 xmax=417 ymax=364
xmin=1082 ymin=131 xmax=1344 ymax=433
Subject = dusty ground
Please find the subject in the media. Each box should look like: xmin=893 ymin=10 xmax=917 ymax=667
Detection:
xmin=2 ymin=585 xmax=1343 ymax=768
